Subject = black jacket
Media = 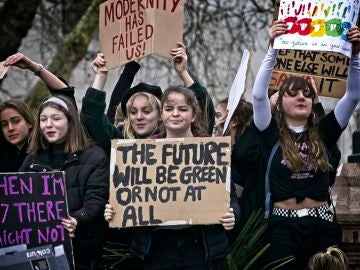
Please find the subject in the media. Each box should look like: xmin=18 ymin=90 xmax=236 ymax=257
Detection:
xmin=0 ymin=141 xmax=28 ymax=172
xmin=19 ymin=144 xmax=109 ymax=255
xmin=81 ymin=81 xmax=216 ymax=155
xmin=130 ymin=134 xmax=240 ymax=261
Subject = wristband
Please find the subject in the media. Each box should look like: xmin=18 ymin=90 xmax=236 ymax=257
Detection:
xmin=34 ymin=64 xmax=44 ymax=76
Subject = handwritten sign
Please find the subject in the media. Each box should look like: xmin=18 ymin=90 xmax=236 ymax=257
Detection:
xmin=0 ymin=172 xmax=73 ymax=268
xmin=271 ymin=49 xmax=349 ymax=98
xmin=0 ymin=62 xmax=9 ymax=79
xmin=99 ymin=0 xmax=184 ymax=70
xmin=109 ymin=137 xmax=231 ymax=228
xmin=274 ymin=0 xmax=360 ymax=57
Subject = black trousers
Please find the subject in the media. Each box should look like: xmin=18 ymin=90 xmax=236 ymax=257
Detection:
xmin=263 ymin=215 xmax=342 ymax=270
xmin=144 ymin=228 xmax=225 ymax=270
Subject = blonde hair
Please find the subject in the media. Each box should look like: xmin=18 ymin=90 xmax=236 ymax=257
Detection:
xmin=122 ymin=92 xmax=161 ymax=139
xmin=28 ymin=95 xmax=90 ymax=154
xmin=114 ymin=103 xmax=124 ymax=127
xmin=307 ymin=246 xmax=348 ymax=270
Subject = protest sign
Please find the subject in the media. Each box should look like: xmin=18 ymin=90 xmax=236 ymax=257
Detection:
xmin=274 ymin=0 xmax=360 ymax=57
xmin=109 ymin=137 xmax=231 ymax=228
xmin=223 ymin=49 xmax=250 ymax=135
xmin=271 ymin=49 xmax=349 ymax=98
xmin=0 ymin=172 xmax=73 ymax=269
xmin=0 ymin=62 xmax=9 ymax=79
xmin=99 ymin=0 xmax=184 ymax=70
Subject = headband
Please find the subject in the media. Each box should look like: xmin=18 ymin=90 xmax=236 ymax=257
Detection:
xmin=43 ymin=97 xmax=68 ymax=111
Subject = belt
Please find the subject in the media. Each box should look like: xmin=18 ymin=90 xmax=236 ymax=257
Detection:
xmin=272 ymin=204 xmax=333 ymax=222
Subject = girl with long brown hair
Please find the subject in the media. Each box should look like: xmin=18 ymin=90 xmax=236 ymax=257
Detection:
xmin=252 ymin=21 xmax=360 ymax=269
xmin=20 ymin=96 xmax=109 ymax=270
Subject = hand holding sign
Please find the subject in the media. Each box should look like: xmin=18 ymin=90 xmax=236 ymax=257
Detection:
xmin=91 ymin=53 xmax=107 ymax=74
xmin=347 ymin=26 xmax=360 ymax=54
xmin=4 ymin=53 xmax=37 ymax=71
xmin=91 ymin=53 xmax=108 ymax=90
xmin=172 ymin=42 xmax=187 ymax=74
xmin=269 ymin=20 xmax=288 ymax=45
xmin=219 ymin=208 xmax=235 ymax=231
xmin=99 ymin=0 xmax=184 ymax=69
xmin=0 ymin=62 xmax=9 ymax=79
xmin=104 ymin=203 xmax=116 ymax=222
xmin=61 ymin=217 xmax=77 ymax=238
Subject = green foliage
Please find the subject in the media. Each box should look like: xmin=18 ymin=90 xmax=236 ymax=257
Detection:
xmin=226 ymin=209 xmax=295 ymax=270
xmin=100 ymin=242 xmax=140 ymax=270
xmin=25 ymin=0 xmax=107 ymax=111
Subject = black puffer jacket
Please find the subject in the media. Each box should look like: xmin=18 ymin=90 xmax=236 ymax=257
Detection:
xmin=19 ymin=144 xmax=109 ymax=256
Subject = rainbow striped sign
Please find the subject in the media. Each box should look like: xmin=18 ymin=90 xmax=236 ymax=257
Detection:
xmin=274 ymin=0 xmax=360 ymax=57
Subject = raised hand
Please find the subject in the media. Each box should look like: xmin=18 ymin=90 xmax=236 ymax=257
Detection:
xmin=91 ymin=53 xmax=107 ymax=74
xmin=347 ymin=26 xmax=360 ymax=55
xmin=268 ymin=20 xmax=288 ymax=45
xmin=171 ymin=42 xmax=188 ymax=75
xmin=4 ymin=53 xmax=37 ymax=71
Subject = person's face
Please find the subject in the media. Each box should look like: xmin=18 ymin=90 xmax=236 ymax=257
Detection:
xmin=129 ymin=95 xmax=159 ymax=137
xmin=40 ymin=106 xmax=68 ymax=144
xmin=161 ymin=92 xmax=195 ymax=135
xmin=1 ymin=107 xmax=32 ymax=149
xmin=280 ymin=88 xmax=313 ymax=125
xmin=215 ymin=103 xmax=227 ymax=122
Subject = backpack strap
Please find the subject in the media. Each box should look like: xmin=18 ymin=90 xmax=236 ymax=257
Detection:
xmin=264 ymin=140 xmax=280 ymax=219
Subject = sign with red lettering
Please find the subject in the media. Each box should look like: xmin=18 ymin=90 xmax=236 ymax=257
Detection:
xmin=99 ymin=0 xmax=184 ymax=69
xmin=273 ymin=0 xmax=360 ymax=57
xmin=270 ymin=49 xmax=348 ymax=98
xmin=0 ymin=172 xmax=73 ymax=268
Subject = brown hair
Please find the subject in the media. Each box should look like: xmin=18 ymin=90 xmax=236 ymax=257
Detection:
xmin=224 ymin=99 xmax=253 ymax=141
xmin=217 ymin=97 xmax=228 ymax=108
xmin=307 ymin=246 xmax=348 ymax=270
xmin=161 ymin=86 xmax=205 ymax=136
xmin=28 ymin=95 xmax=90 ymax=154
xmin=0 ymin=99 xmax=34 ymax=148
xmin=276 ymin=76 xmax=327 ymax=172
xmin=123 ymin=92 xmax=161 ymax=139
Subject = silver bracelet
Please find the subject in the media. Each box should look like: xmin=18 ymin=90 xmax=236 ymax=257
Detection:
xmin=34 ymin=64 xmax=44 ymax=76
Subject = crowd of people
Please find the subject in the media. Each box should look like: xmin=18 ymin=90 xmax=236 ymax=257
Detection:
xmin=1 ymin=21 xmax=359 ymax=270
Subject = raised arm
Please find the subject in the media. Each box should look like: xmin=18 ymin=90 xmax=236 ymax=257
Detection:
xmin=172 ymin=42 xmax=194 ymax=87
xmin=4 ymin=53 xmax=67 ymax=89
xmin=334 ymin=26 xmax=360 ymax=129
xmin=252 ymin=21 xmax=287 ymax=131
xmin=107 ymin=61 xmax=140 ymax=123
xmin=81 ymin=54 xmax=120 ymax=155
xmin=172 ymin=42 xmax=216 ymax=134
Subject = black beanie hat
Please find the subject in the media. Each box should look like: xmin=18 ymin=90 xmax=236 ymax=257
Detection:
xmin=121 ymin=83 xmax=162 ymax=116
